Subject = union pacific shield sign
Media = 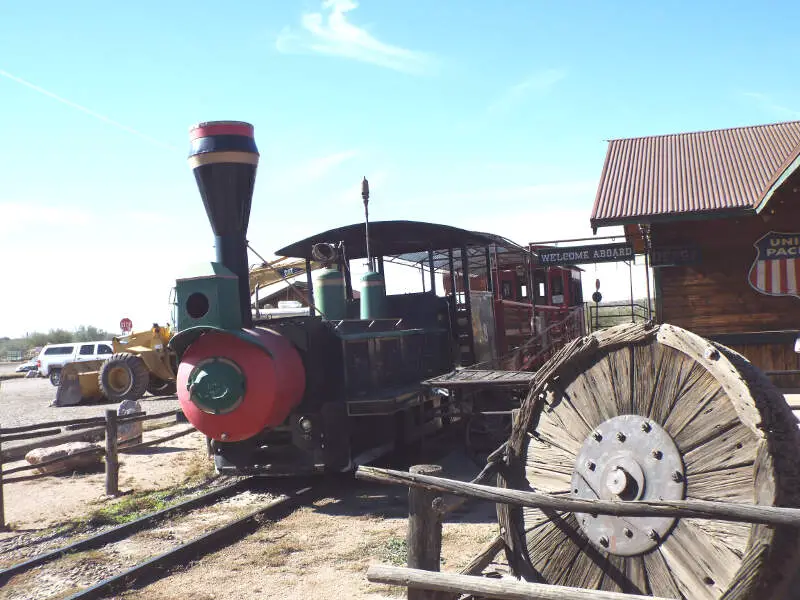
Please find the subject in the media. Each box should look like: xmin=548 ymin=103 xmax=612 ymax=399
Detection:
xmin=748 ymin=232 xmax=800 ymax=298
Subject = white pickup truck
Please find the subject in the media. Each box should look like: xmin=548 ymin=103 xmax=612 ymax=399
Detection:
xmin=37 ymin=341 xmax=114 ymax=385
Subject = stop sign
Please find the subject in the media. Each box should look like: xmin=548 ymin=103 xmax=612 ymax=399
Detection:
xmin=120 ymin=318 xmax=133 ymax=333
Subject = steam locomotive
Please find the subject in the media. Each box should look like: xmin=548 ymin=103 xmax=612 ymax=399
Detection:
xmin=170 ymin=121 xmax=586 ymax=476
xmin=170 ymin=121 xmax=456 ymax=475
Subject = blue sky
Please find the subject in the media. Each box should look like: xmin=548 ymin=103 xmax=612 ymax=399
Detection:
xmin=2 ymin=0 xmax=799 ymax=336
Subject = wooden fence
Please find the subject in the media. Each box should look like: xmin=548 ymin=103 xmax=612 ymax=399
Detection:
xmin=356 ymin=463 xmax=800 ymax=599
xmin=0 ymin=409 xmax=195 ymax=530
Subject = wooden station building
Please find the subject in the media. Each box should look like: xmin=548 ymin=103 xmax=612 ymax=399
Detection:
xmin=591 ymin=120 xmax=800 ymax=387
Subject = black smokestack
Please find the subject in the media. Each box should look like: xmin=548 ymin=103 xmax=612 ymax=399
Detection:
xmin=188 ymin=121 xmax=259 ymax=327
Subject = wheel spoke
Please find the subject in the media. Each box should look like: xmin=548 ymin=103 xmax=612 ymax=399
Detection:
xmin=659 ymin=518 xmax=741 ymax=599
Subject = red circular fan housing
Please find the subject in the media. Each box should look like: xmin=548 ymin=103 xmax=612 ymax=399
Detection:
xmin=177 ymin=328 xmax=305 ymax=442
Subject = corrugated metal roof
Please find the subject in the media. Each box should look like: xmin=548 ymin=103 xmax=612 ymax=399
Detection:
xmin=591 ymin=120 xmax=800 ymax=227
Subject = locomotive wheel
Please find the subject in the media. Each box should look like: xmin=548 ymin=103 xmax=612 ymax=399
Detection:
xmin=99 ymin=353 xmax=150 ymax=402
xmin=498 ymin=323 xmax=800 ymax=600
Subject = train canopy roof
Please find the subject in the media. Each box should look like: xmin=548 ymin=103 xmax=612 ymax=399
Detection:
xmin=275 ymin=220 xmax=528 ymax=269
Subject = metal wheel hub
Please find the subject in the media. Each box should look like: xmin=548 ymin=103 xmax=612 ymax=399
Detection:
xmin=109 ymin=366 xmax=132 ymax=392
xmin=571 ymin=415 xmax=685 ymax=556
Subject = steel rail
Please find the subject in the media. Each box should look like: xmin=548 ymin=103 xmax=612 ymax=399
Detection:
xmin=2 ymin=420 xmax=445 ymax=595
xmin=63 ymin=480 xmax=324 ymax=600
xmin=0 ymin=477 xmax=252 ymax=585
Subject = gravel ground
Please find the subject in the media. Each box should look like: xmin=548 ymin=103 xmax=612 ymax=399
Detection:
xmin=119 ymin=452 xmax=502 ymax=600
xmin=1 ymin=487 xmax=278 ymax=600
xmin=1 ymin=423 xmax=208 ymax=529
xmin=0 ymin=375 xmax=181 ymax=430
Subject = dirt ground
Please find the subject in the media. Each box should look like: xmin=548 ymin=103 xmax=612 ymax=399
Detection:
xmin=0 ymin=373 xmax=181 ymax=432
xmin=0 ymin=425 xmax=500 ymax=600
xmin=1 ymin=424 xmax=208 ymax=531
xmin=119 ymin=467 xmax=499 ymax=600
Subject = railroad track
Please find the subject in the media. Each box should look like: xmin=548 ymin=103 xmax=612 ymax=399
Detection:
xmin=1 ymin=425 xmax=465 ymax=600
xmin=0 ymin=476 xmax=328 ymax=600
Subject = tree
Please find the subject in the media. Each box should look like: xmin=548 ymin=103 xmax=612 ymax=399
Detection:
xmin=73 ymin=325 xmax=112 ymax=342
xmin=45 ymin=329 xmax=73 ymax=344
xmin=0 ymin=325 xmax=113 ymax=357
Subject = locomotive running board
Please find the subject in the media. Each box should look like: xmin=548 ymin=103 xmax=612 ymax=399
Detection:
xmin=423 ymin=369 xmax=535 ymax=390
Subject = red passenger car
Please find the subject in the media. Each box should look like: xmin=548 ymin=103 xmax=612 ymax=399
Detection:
xmin=441 ymin=243 xmax=585 ymax=370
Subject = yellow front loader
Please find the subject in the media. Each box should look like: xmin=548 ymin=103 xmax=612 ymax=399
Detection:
xmin=53 ymin=258 xmax=319 ymax=407
xmin=55 ymin=324 xmax=176 ymax=407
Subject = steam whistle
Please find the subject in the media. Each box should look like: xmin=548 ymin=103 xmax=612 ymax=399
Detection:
xmin=358 ymin=176 xmax=386 ymax=319
xmin=362 ymin=177 xmax=372 ymax=270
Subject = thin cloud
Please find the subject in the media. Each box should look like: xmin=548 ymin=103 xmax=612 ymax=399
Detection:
xmin=299 ymin=149 xmax=359 ymax=180
xmin=0 ymin=68 xmax=179 ymax=151
xmin=276 ymin=0 xmax=438 ymax=76
xmin=741 ymin=91 xmax=800 ymax=120
xmin=262 ymin=150 xmax=359 ymax=194
xmin=488 ymin=68 xmax=568 ymax=115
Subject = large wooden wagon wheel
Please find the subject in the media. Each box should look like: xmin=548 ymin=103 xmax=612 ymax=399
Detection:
xmin=498 ymin=322 xmax=800 ymax=599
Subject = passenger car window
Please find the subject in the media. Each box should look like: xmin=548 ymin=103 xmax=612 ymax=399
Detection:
xmin=80 ymin=344 xmax=94 ymax=355
xmin=97 ymin=344 xmax=113 ymax=355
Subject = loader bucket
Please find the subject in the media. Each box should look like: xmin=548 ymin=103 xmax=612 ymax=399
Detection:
xmin=54 ymin=361 xmax=105 ymax=407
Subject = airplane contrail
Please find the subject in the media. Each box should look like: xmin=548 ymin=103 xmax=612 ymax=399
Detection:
xmin=0 ymin=68 xmax=179 ymax=152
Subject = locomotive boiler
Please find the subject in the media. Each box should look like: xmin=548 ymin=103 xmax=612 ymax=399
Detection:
xmin=169 ymin=121 xmax=455 ymax=475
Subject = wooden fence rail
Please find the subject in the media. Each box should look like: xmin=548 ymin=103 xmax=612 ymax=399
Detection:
xmin=366 ymin=565 xmax=673 ymax=600
xmin=0 ymin=409 xmax=180 ymax=436
xmin=117 ymin=427 xmax=195 ymax=454
xmin=3 ymin=446 xmax=107 ymax=476
xmin=356 ymin=466 xmax=800 ymax=528
xmin=1 ymin=429 xmax=63 ymax=443
xmin=0 ymin=413 xmax=144 ymax=436
xmin=0 ymin=410 xmax=195 ymax=529
xmin=359 ymin=463 xmax=800 ymax=599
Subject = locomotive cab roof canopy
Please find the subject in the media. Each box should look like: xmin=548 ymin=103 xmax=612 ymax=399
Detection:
xmin=275 ymin=220 xmax=530 ymax=271
xmin=591 ymin=119 xmax=800 ymax=230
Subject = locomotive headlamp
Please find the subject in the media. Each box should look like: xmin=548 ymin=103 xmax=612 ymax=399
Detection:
xmin=186 ymin=358 xmax=246 ymax=415
xmin=299 ymin=417 xmax=313 ymax=433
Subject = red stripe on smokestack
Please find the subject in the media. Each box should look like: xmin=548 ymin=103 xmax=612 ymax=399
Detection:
xmin=189 ymin=122 xmax=254 ymax=141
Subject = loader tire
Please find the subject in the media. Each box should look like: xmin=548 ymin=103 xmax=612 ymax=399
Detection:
xmin=99 ymin=354 xmax=149 ymax=402
xmin=147 ymin=378 xmax=177 ymax=396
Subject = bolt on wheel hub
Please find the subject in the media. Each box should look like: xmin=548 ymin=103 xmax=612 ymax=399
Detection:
xmin=571 ymin=415 xmax=685 ymax=556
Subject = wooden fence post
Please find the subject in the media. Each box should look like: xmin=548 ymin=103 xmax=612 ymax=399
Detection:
xmin=407 ymin=464 xmax=446 ymax=600
xmin=105 ymin=410 xmax=118 ymax=496
xmin=0 ymin=424 xmax=7 ymax=531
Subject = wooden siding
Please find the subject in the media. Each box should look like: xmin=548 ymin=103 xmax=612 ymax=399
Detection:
xmin=651 ymin=180 xmax=800 ymax=383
